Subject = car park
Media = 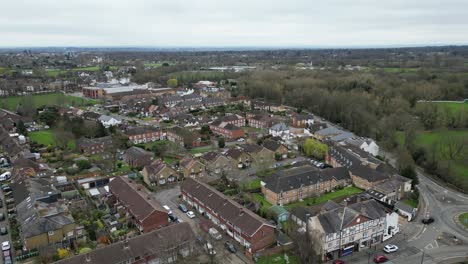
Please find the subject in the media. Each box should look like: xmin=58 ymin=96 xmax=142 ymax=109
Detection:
xmin=1 ymin=241 xmax=10 ymax=251
xmin=0 ymin=227 xmax=7 ymax=235
xmin=373 ymin=255 xmax=389 ymax=263
xmin=383 ymin=244 xmax=398 ymax=253
xmin=178 ymin=203 xmax=188 ymax=213
xmin=186 ymin=211 xmax=196 ymax=218
xmin=224 ymin=241 xmax=237 ymax=253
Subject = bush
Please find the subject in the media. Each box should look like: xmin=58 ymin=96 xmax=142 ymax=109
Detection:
xmin=76 ymin=159 xmax=92 ymax=170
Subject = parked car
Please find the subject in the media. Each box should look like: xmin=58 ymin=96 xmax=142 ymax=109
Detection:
xmin=204 ymin=242 xmax=216 ymax=255
xmin=383 ymin=244 xmax=398 ymax=253
xmin=0 ymin=227 xmax=7 ymax=235
xmin=1 ymin=185 xmax=11 ymax=193
xmin=209 ymin=228 xmax=222 ymax=240
xmin=422 ymin=217 xmax=434 ymax=225
xmin=0 ymin=172 xmax=11 ymax=182
xmin=224 ymin=241 xmax=237 ymax=253
xmin=162 ymin=205 xmax=172 ymax=215
xmin=237 ymin=138 xmax=245 ymax=142
xmin=0 ymin=213 xmax=4 ymax=221
xmin=178 ymin=203 xmax=188 ymax=213
xmin=0 ymin=199 xmax=3 ymax=208
xmin=196 ymin=236 xmax=206 ymax=245
xmin=168 ymin=214 xmax=178 ymax=222
xmin=186 ymin=211 xmax=196 ymax=219
xmin=2 ymin=250 xmax=12 ymax=264
xmin=332 ymin=260 xmax=345 ymax=264
xmin=373 ymin=255 xmax=389 ymax=263
xmin=1 ymin=241 xmax=10 ymax=251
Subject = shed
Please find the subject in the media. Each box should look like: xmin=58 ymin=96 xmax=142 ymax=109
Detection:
xmin=270 ymin=205 xmax=290 ymax=223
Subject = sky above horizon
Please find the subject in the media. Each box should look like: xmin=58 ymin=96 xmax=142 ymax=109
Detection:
xmin=1 ymin=0 xmax=467 ymax=47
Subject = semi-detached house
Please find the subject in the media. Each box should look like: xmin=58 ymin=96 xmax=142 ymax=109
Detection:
xmin=181 ymin=178 xmax=276 ymax=255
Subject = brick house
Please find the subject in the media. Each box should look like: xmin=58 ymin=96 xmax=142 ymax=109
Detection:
xmin=76 ymin=136 xmax=113 ymax=156
xmin=108 ymin=176 xmax=168 ymax=233
xmin=54 ymin=223 xmax=196 ymax=264
xmin=225 ymin=148 xmax=252 ymax=169
xmin=209 ymin=121 xmax=245 ymax=140
xmin=124 ymin=146 xmax=153 ymax=168
xmin=201 ymin=151 xmax=233 ymax=175
xmin=292 ymin=113 xmax=314 ymax=128
xmin=262 ymin=139 xmax=288 ymax=160
xmin=181 ymin=178 xmax=276 ymax=254
xmin=349 ymin=165 xmax=390 ymax=190
xmin=247 ymin=114 xmax=274 ymax=129
xmin=239 ymin=144 xmax=275 ymax=168
xmin=166 ymin=126 xmax=201 ymax=148
xmin=180 ymin=156 xmax=205 ymax=179
xmin=142 ymin=160 xmax=179 ymax=186
xmin=125 ymin=126 xmax=163 ymax=144
xmin=261 ymin=166 xmax=351 ymax=205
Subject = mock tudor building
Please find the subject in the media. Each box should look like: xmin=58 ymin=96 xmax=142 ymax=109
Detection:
xmin=125 ymin=126 xmax=163 ymax=144
xmin=309 ymin=198 xmax=399 ymax=260
xmin=181 ymin=178 xmax=276 ymax=254
xmin=261 ymin=166 xmax=351 ymax=205
xmin=108 ymin=176 xmax=168 ymax=233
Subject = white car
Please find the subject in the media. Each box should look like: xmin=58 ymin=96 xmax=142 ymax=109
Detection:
xmin=186 ymin=211 xmax=196 ymax=219
xmin=1 ymin=241 xmax=10 ymax=251
xmin=204 ymin=242 xmax=216 ymax=255
xmin=383 ymin=244 xmax=398 ymax=253
xmin=237 ymin=138 xmax=245 ymax=142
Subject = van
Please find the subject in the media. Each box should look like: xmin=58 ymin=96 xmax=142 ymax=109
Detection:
xmin=163 ymin=205 xmax=172 ymax=215
xmin=0 ymin=172 xmax=11 ymax=182
xmin=209 ymin=228 xmax=222 ymax=240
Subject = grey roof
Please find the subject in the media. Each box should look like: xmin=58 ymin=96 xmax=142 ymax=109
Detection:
xmin=262 ymin=166 xmax=350 ymax=193
xmin=54 ymin=223 xmax=195 ymax=264
xmin=350 ymin=165 xmax=390 ymax=183
xmin=99 ymin=115 xmax=120 ymax=122
xmin=330 ymin=132 xmax=355 ymax=142
xmin=366 ymin=189 xmax=386 ymax=200
xmin=315 ymin=126 xmax=346 ymax=136
xmin=270 ymin=122 xmax=289 ymax=132
xmin=395 ymin=201 xmax=415 ymax=213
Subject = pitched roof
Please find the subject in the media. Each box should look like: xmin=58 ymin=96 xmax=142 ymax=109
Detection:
xmin=125 ymin=126 xmax=160 ymax=136
xmin=143 ymin=160 xmax=171 ymax=176
xmin=54 ymin=223 xmax=195 ymax=264
xmin=225 ymin=148 xmax=244 ymax=159
xmin=181 ymin=178 xmax=275 ymax=237
xmin=125 ymin=146 xmax=153 ymax=158
xmin=263 ymin=139 xmax=283 ymax=152
xmin=201 ymin=151 xmax=220 ymax=162
xmin=350 ymin=165 xmax=390 ymax=183
xmin=239 ymin=144 xmax=263 ymax=153
xmin=109 ymin=176 xmax=167 ymax=221
xmin=262 ymin=166 xmax=350 ymax=193
xmin=270 ymin=122 xmax=289 ymax=132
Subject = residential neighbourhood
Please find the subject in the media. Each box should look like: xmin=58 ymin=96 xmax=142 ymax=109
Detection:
xmin=0 ymin=45 xmax=467 ymax=264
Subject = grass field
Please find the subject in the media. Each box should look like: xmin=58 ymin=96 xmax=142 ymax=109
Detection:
xmin=0 ymin=93 xmax=98 ymax=111
xmin=247 ymin=179 xmax=261 ymax=189
xmin=285 ymin=186 xmax=363 ymax=209
xmin=189 ymin=145 xmax=214 ymax=155
xmin=256 ymin=253 xmax=300 ymax=264
xmin=416 ymin=101 xmax=467 ymax=116
xmin=29 ymin=129 xmax=76 ymax=149
xmin=381 ymin=67 xmax=421 ymax=73
xmin=459 ymin=212 xmax=468 ymax=229
xmin=144 ymin=63 xmax=163 ymax=68
xmin=396 ymin=130 xmax=468 ymax=180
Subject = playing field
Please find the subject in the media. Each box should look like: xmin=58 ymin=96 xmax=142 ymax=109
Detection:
xmin=0 ymin=93 xmax=98 ymax=111
xmin=29 ymin=129 xmax=76 ymax=149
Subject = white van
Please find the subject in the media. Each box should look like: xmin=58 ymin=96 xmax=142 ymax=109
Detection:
xmin=0 ymin=172 xmax=11 ymax=182
xmin=163 ymin=205 xmax=172 ymax=215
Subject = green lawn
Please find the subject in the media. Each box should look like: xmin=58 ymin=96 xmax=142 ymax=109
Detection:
xmin=416 ymin=101 xmax=467 ymax=117
xmin=403 ymin=198 xmax=418 ymax=208
xmin=459 ymin=212 xmax=468 ymax=229
xmin=285 ymin=186 xmax=363 ymax=209
xmin=253 ymin=193 xmax=272 ymax=208
xmin=248 ymin=179 xmax=261 ymax=189
xmin=0 ymin=93 xmax=98 ymax=111
xmin=29 ymin=129 xmax=76 ymax=149
xmin=189 ymin=145 xmax=214 ymax=155
xmin=381 ymin=67 xmax=421 ymax=73
xmin=256 ymin=253 xmax=300 ymax=264
xmin=72 ymin=66 xmax=100 ymax=71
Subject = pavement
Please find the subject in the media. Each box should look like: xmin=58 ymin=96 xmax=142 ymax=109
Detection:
xmin=152 ymin=185 xmax=252 ymax=264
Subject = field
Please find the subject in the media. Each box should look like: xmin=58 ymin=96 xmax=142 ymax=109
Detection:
xmin=285 ymin=186 xmax=363 ymax=209
xmin=0 ymin=93 xmax=98 ymax=111
xmin=29 ymin=129 xmax=76 ymax=149
xmin=396 ymin=130 xmax=468 ymax=180
xmin=416 ymin=101 xmax=467 ymax=116
xmin=381 ymin=67 xmax=421 ymax=73
xmin=459 ymin=212 xmax=468 ymax=229
xmin=189 ymin=145 xmax=214 ymax=155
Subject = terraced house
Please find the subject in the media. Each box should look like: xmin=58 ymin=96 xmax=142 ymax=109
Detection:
xmin=261 ymin=166 xmax=351 ymax=205
xmin=125 ymin=126 xmax=163 ymax=144
xmin=181 ymin=178 xmax=276 ymax=255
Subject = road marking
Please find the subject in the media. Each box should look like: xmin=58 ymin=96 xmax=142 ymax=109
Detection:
xmin=424 ymin=240 xmax=439 ymax=250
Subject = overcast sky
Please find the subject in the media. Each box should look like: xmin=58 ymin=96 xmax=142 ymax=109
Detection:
xmin=1 ymin=0 xmax=467 ymax=47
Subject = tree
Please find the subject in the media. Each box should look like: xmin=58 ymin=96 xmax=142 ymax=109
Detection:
xmin=200 ymin=125 xmax=212 ymax=135
xmin=95 ymin=122 xmax=108 ymax=138
xmin=38 ymin=107 xmax=60 ymax=126
xmin=303 ymin=138 xmax=328 ymax=160
xmin=76 ymin=159 xmax=92 ymax=171
xmin=218 ymin=137 xmax=225 ymax=148
xmin=53 ymin=121 xmax=73 ymax=150
xmin=16 ymin=120 xmax=27 ymax=135
xmin=167 ymin=78 xmax=178 ymax=88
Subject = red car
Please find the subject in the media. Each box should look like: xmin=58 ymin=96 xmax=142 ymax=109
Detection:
xmin=374 ymin=255 xmax=389 ymax=263
xmin=332 ymin=260 xmax=345 ymax=264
